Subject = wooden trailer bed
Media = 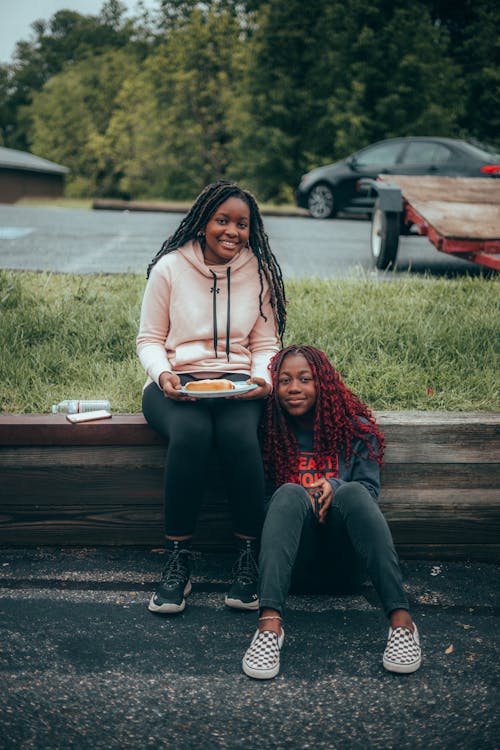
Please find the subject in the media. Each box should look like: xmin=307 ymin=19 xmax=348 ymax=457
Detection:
xmin=370 ymin=176 xmax=500 ymax=270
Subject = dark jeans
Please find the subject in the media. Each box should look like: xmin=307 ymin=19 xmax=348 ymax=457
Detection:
xmin=142 ymin=380 xmax=265 ymax=537
xmin=259 ymin=482 xmax=409 ymax=618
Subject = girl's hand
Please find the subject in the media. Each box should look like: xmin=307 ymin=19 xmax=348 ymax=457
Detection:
xmin=234 ymin=377 xmax=272 ymax=400
xmin=159 ymin=372 xmax=196 ymax=401
xmin=308 ymin=478 xmax=333 ymax=523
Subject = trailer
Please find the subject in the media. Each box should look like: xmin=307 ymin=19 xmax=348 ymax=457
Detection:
xmin=368 ymin=175 xmax=500 ymax=271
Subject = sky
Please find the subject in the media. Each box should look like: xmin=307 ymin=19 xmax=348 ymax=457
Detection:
xmin=0 ymin=0 xmax=158 ymax=64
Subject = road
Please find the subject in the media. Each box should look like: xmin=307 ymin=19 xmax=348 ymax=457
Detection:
xmin=1 ymin=548 xmax=499 ymax=750
xmin=0 ymin=204 xmax=485 ymax=277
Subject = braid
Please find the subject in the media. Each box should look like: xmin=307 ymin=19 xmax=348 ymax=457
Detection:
xmin=146 ymin=180 xmax=287 ymax=339
xmin=261 ymin=346 xmax=385 ymax=486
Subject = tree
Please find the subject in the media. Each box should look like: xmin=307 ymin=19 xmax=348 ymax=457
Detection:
xmin=242 ymin=0 xmax=331 ymax=201
xmin=2 ymin=3 xmax=135 ymax=151
xmin=125 ymin=6 xmax=248 ymax=198
xmin=243 ymin=0 xmax=464 ymax=200
xmin=426 ymin=0 xmax=500 ymax=146
xmin=28 ymin=49 xmax=140 ymax=196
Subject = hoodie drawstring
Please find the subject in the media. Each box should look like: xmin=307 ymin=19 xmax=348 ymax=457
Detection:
xmin=226 ymin=267 xmax=231 ymax=360
xmin=210 ymin=270 xmax=219 ymax=358
xmin=210 ymin=268 xmax=231 ymax=361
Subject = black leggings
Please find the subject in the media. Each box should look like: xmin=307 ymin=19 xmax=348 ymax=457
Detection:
xmin=142 ymin=381 xmax=265 ymax=538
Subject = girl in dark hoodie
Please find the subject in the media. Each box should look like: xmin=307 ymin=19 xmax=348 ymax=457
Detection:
xmin=242 ymin=346 xmax=422 ymax=679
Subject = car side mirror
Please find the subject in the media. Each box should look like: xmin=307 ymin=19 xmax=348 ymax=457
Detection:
xmin=347 ymin=156 xmax=358 ymax=169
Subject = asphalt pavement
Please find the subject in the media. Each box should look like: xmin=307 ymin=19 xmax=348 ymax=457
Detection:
xmin=1 ymin=547 xmax=499 ymax=750
xmin=0 ymin=203 xmax=485 ymax=277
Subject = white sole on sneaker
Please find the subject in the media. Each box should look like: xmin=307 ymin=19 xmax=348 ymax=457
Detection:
xmin=242 ymin=628 xmax=285 ymax=680
xmin=383 ymin=658 xmax=422 ymax=674
xmin=148 ymin=580 xmax=192 ymax=614
xmin=224 ymin=596 xmax=259 ymax=611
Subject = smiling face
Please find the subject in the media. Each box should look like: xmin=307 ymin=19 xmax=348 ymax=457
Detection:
xmin=277 ymin=352 xmax=317 ymax=429
xmin=202 ymin=196 xmax=251 ymax=265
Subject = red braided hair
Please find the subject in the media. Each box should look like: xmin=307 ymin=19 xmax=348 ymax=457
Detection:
xmin=260 ymin=346 xmax=385 ymax=486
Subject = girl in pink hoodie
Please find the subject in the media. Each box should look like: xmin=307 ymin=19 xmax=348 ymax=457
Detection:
xmin=137 ymin=180 xmax=286 ymax=616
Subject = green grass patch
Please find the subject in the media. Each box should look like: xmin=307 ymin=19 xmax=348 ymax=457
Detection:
xmin=16 ymin=197 xmax=94 ymax=210
xmin=1 ymin=270 xmax=498 ymax=414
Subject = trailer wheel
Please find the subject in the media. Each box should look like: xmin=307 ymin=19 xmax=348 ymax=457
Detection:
xmin=370 ymin=199 xmax=400 ymax=269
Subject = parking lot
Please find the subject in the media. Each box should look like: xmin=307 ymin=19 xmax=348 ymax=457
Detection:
xmin=0 ymin=203 xmax=484 ymax=278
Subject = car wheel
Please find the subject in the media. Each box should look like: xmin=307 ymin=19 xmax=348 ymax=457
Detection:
xmin=307 ymin=183 xmax=336 ymax=219
xmin=370 ymin=199 xmax=400 ymax=270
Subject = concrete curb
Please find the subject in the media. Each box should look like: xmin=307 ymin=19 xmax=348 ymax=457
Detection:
xmin=91 ymin=198 xmax=309 ymax=218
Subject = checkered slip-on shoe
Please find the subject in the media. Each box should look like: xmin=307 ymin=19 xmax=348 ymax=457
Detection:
xmin=242 ymin=628 xmax=285 ymax=680
xmin=383 ymin=624 xmax=422 ymax=673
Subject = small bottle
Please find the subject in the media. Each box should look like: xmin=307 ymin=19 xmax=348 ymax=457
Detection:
xmin=51 ymin=399 xmax=111 ymax=414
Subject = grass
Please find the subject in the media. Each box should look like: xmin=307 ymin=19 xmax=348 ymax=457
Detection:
xmin=0 ymin=270 xmax=498 ymax=414
xmin=17 ymin=197 xmax=94 ymax=210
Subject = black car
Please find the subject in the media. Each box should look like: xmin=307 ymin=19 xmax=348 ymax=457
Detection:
xmin=296 ymin=136 xmax=500 ymax=218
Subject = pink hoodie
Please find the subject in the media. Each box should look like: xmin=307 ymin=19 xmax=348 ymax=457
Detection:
xmin=136 ymin=240 xmax=280 ymax=388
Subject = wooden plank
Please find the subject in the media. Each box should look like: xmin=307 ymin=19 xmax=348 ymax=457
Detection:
xmin=0 ymin=446 xmax=168 ymax=468
xmin=1 ymin=411 xmax=498 ymax=446
xmin=378 ymin=176 xmax=500 ymax=205
xmin=1 ymin=464 xmax=498 ymax=508
xmin=377 ymin=175 xmax=500 ymax=240
xmin=376 ymin=411 xmax=500 ymax=424
xmin=1 ymin=506 xmax=495 ymax=541
xmin=376 ymin=423 xmax=499 ymax=463
xmin=3 ymin=479 xmax=496 ymax=509
xmin=1 ymin=430 xmax=497 ymax=468
xmin=380 ymin=463 xmax=498 ymax=488
xmin=379 ymin=488 xmax=500 ymax=506
xmin=1 ymin=439 xmax=497 ymax=467
xmin=404 ymin=201 xmax=500 ymax=240
xmin=0 ymin=509 xmax=497 ymax=550
xmin=0 ymin=414 xmax=165 ymax=446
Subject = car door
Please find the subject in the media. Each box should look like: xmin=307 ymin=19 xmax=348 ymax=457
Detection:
xmin=397 ymin=141 xmax=455 ymax=176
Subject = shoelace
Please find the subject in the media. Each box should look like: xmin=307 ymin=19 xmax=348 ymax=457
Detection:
xmin=232 ymin=542 xmax=258 ymax=585
xmin=161 ymin=548 xmax=191 ymax=586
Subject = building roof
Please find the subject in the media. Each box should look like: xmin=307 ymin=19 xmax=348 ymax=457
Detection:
xmin=0 ymin=146 xmax=69 ymax=175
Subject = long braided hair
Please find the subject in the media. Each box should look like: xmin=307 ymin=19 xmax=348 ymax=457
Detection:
xmin=146 ymin=180 xmax=286 ymax=339
xmin=261 ymin=345 xmax=385 ymax=487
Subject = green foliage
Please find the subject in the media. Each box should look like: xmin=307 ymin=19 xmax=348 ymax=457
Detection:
xmin=135 ymin=7 xmax=249 ymax=197
xmin=0 ymin=0 xmax=498 ymax=200
xmin=0 ymin=271 xmax=145 ymax=413
xmin=29 ymin=50 xmax=141 ymax=197
xmin=0 ymin=270 xmax=498 ymax=414
xmin=283 ymin=276 xmax=500 ymax=411
xmin=240 ymin=0 xmax=329 ymax=200
xmin=0 ymin=3 xmax=135 ymax=151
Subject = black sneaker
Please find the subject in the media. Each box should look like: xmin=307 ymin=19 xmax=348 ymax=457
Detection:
xmin=148 ymin=542 xmax=192 ymax=614
xmin=225 ymin=538 xmax=259 ymax=611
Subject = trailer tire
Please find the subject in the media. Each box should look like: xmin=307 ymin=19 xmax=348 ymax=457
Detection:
xmin=370 ymin=199 xmax=400 ymax=270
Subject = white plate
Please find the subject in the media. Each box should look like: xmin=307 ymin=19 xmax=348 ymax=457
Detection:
xmin=179 ymin=382 xmax=258 ymax=399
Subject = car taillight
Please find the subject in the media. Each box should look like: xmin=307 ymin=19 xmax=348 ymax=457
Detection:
xmin=480 ymin=165 xmax=500 ymax=174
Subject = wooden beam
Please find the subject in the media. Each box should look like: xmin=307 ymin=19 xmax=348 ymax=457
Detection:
xmin=0 ymin=412 xmax=498 ymax=560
